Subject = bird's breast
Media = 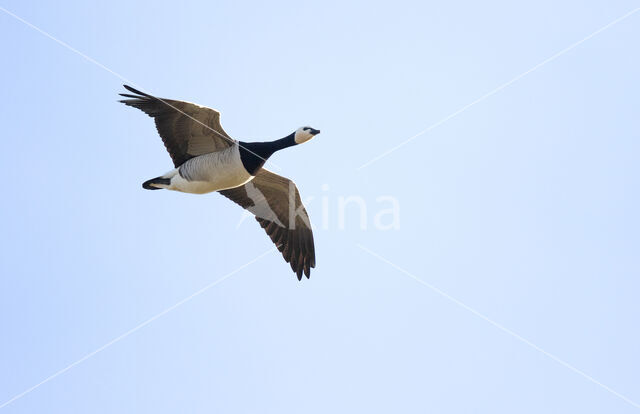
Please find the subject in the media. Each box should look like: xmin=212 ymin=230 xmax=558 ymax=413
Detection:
xmin=174 ymin=146 xmax=253 ymax=194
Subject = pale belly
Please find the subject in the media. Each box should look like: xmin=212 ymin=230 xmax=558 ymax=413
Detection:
xmin=168 ymin=147 xmax=254 ymax=194
xmin=170 ymin=174 xmax=253 ymax=194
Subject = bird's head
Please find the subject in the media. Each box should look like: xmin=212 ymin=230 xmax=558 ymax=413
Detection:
xmin=294 ymin=126 xmax=321 ymax=144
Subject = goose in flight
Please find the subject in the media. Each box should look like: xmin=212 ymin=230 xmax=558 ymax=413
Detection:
xmin=119 ymin=85 xmax=320 ymax=280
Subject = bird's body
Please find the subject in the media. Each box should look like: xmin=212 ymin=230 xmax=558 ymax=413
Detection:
xmin=153 ymin=146 xmax=253 ymax=194
xmin=119 ymin=85 xmax=320 ymax=279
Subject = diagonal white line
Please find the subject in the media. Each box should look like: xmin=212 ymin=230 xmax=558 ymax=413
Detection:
xmin=357 ymin=244 xmax=640 ymax=410
xmin=0 ymin=248 xmax=275 ymax=410
xmin=0 ymin=5 xmax=281 ymax=171
xmin=357 ymin=6 xmax=640 ymax=170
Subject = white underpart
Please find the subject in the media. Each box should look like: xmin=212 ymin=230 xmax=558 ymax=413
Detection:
xmin=156 ymin=145 xmax=253 ymax=194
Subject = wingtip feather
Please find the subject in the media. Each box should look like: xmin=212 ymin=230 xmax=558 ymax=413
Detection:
xmin=123 ymin=84 xmax=152 ymax=98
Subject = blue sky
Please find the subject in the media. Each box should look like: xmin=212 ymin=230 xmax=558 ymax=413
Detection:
xmin=1 ymin=0 xmax=639 ymax=412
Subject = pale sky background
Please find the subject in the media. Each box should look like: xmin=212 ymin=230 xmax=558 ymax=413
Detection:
xmin=1 ymin=1 xmax=639 ymax=413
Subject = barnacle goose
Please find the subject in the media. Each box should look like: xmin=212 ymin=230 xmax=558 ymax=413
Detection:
xmin=120 ymin=85 xmax=320 ymax=279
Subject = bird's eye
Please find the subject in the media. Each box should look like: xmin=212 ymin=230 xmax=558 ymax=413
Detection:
xmin=303 ymin=127 xmax=310 ymax=131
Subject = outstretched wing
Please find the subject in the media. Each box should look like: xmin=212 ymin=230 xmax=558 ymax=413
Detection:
xmin=119 ymin=85 xmax=235 ymax=167
xmin=219 ymin=169 xmax=316 ymax=280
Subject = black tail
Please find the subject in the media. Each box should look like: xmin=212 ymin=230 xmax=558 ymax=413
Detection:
xmin=142 ymin=177 xmax=171 ymax=190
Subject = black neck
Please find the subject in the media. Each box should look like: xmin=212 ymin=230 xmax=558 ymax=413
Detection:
xmin=238 ymin=133 xmax=297 ymax=175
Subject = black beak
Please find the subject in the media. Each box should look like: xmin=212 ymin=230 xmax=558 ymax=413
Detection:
xmin=310 ymin=128 xmax=321 ymax=135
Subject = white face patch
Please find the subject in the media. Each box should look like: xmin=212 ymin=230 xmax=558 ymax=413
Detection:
xmin=294 ymin=126 xmax=319 ymax=144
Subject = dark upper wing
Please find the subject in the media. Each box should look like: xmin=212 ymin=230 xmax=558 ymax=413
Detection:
xmin=219 ymin=169 xmax=316 ymax=280
xmin=119 ymin=85 xmax=235 ymax=167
